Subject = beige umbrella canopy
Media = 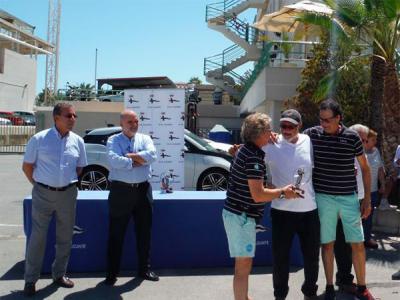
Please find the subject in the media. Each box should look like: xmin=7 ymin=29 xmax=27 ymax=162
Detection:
xmin=253 ymin=0 xmax=333 ymax=38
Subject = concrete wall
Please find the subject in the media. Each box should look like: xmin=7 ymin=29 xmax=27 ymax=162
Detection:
xmin=240 ymin=65 xmax=302 ymax=130
xmin=36 ymin=102 xmax=124 ymax=137
xmin=0 ymin=48 xmax=36 ymax=111
xmin=36 ymin=101 xmax=242 ymax=138
xmin=196 ymin=102 xmax=241 ymax=130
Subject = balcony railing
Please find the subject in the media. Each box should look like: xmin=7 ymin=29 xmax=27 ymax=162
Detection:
xmin=240 ymin=40 xmax=319 ymax=98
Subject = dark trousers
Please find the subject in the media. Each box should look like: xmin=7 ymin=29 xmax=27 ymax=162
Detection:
xmin=271 ymin=208 xmax=320 ymax=298
xmin=107 ymin=181 xmax=153 ymax=277
xmin=334 ymin=219 xmax=354 ymax=285
xmin=362 ymin=192 xmax=378 ymax=242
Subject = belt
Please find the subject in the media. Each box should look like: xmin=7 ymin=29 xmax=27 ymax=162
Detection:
xmin=37 ymin=182 xmax=76 ymax=191
xmin=111 ymin=180 xmax=148 ymax=188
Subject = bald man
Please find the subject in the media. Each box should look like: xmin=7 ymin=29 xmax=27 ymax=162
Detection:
xmin=104 ymin=110 xmax=158 ymax=284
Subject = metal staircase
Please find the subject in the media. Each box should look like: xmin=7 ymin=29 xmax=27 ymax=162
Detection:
xmin=204 ymin=0 xmax=269 ymax=98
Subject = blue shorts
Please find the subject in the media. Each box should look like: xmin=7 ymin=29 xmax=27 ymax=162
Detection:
xmin=316 ymin=193 xmax=364 ymax=244
xmin=222 ymin=209 xmax=256 ymax=257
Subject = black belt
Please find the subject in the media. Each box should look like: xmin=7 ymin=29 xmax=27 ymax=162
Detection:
xmin=111 ymin=180 xmax=148 ymax=188
xmin=37 ymin=182 xmax=76 ymax=191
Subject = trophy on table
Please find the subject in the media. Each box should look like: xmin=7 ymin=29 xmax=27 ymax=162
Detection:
xmin=160 ymin=172 xmax=174 ymax=194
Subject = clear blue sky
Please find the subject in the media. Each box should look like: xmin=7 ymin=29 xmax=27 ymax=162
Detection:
xmin=1 ymin=0 xmax=256 ymax=94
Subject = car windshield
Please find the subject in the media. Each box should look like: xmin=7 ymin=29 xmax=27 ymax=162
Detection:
xmin=185 ymin=130 xmax=216 ymax=152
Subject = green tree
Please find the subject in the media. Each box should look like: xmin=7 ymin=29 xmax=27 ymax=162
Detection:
xmin=66 ymin=82 xmax=95 ymax=101
xmin=35 ymin=88 xmax=62 ymax=106
xmin=188 ymin=77 xmax=202 ymax=84
xmin=287 ymin=34 xmax=370 ymax=129
xmin=300 ymin=0 xmax=400 ymax=169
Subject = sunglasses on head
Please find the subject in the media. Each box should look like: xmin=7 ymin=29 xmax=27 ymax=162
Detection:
xmin=61 ymin=113 xmax=77 ymax=119
xmin=280 ymin=123 xmax=296 ymax=130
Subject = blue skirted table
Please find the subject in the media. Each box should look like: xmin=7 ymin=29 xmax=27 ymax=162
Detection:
xmin=23 ymin=191 xmax=303 ymax=273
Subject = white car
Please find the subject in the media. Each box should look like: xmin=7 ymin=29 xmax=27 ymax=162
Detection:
xmin=80 ymin=127 xmax=232 ymax=191
xmin=0 ymin=117 xmax=11 ymax=125
xmin=98 ymin=91 xmax=124 ymax=102
xmin=203 ymin=138 xmax=233 ymax=153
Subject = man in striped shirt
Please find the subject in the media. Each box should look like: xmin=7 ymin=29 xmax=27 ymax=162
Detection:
xmin=223 ymin=112 xmax=302 ymax=300
xmin=304 ymin=99 xmax=374 ymax=300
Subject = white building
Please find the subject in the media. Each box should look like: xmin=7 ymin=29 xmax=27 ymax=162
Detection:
xmin=204 ymin=0 xmax=314 ymax=129
xmin=0 ymin=9 xmax=53 ymax=111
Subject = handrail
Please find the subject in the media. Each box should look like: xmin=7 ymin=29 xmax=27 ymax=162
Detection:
xmin=240 ymin=41 xmax=320 ymax=99
xmin=204 ymin=44 xmax=246 ymax=76
xmin=240 ymin=42 xmax=272 ymax=98
xmin=206 ymin=4 xmax=258 ymax=45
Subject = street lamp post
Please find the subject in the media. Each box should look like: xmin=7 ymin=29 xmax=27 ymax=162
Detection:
xmin=94 ymin=48 xmax=98 ymax=92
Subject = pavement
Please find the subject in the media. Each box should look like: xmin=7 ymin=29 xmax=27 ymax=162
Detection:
xmin=0 ymin=154 xmax=399 ymax=300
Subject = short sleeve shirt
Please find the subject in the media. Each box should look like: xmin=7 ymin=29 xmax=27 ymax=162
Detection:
xmin=224 ymin=143 xmax=267 ymax=220
xmin=23 ymin=127 xmax=87 ymax=187
xmin=304 ymin=125 xmax=363 ymax=195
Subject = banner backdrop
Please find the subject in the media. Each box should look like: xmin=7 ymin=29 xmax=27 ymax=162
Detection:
xmin=124 ymin=88 xmax=185 ymax=191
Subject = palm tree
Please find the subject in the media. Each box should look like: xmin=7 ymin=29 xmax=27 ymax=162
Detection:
xmin=301 ymin=0 xmax=400 ymax=170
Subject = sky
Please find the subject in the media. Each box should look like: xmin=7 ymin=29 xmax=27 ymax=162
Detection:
xmin=1 ymin=0 xmax=257 ymax=94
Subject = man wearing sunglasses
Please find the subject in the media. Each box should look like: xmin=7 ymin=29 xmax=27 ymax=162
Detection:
xmin=262 ymin=109 xmax=320 ymax=300
xmin=22 ymin=103 xmax=87 ymax=296
xmin=304 ymin=99 xmax=374 ymax=300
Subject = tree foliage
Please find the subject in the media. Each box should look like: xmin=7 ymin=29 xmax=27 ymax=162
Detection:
xmin=286 ymin=34 xmax=370 ymax=129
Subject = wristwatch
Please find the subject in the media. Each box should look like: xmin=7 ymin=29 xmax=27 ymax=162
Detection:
xmin=279 ymin=189 xmax=286 ymax=199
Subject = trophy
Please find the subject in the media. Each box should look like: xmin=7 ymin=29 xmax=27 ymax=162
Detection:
xmin=294 ymin=167 xmax=304 ymax=188
xmin=160 ymin=172 xmax=174 ymax=194
xmin=293 ymin=167 xmax=305 ymax=196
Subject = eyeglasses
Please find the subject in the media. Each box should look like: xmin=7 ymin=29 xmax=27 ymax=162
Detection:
xmin=61 ymin=113 xmax=77 ymax=119
xmin=280 ymin=124 xmax=296 ymax=130
xmin=319 ymin=116 xmax=336 ymax=124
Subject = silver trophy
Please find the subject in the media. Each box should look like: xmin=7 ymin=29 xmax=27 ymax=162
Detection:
xmin=293 ymin=167 xmax=305 ymax=196
xmin=294 ymin=167 xmax=304 ymax=188
xmin=160 ymin=172 xmax=174 ymax=194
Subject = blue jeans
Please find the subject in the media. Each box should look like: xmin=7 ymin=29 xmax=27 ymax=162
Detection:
xmin=362 ymin=191 xmax=379 ymax=241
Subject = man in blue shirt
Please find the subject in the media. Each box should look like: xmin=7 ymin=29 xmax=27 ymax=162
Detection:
xmin=105 ymin=110 xmax=158 ymax=285
xmin=22 ymin=103 xmax=87 ymax=296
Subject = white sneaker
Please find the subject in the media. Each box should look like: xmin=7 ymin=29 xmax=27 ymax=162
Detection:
xmin=378 ymin=198 xmax=392 ymax=210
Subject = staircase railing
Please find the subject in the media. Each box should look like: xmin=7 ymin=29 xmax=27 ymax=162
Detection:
xmin=206 ymin=6 xmax=259 ymax=45
xmin=240 ymin=42 xmax=273 ymax=97
xmin=206 ymin=0 xmax=244 ymax=20
xmin=204 ymin=44 xmax=246 ymax=76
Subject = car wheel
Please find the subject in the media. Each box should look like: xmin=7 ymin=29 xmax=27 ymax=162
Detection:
xmin=197 ymin=168 xmax=229 ymax=191
xmin=78 ymin=166 xmax=109 ymax=191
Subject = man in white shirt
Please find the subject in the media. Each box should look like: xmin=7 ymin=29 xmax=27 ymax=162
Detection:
xmin=263 ymin=109 xmax=319 ymax=300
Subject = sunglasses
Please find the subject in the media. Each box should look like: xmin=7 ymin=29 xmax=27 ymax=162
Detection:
xmin=319 ymin=116 xmax=336 ymax=124
xmin=61 ymin=113 xmax=78 ymax=119
xmin=280 ymin=124 xmax=296 ymax=130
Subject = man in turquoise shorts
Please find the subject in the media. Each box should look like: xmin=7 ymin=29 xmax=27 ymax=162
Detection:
xmin=304 ymin=99 xmax=374 ymax=300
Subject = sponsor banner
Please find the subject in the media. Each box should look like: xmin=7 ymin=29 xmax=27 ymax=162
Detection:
xmin=125 ymin=88 xmax=185 ymax=191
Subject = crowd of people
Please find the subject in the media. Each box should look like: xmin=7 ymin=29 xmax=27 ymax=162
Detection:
xmin=21 ymin=100 xmax=399 ymax=299
xmin=224 ymin=99 xmax=399 ymax=300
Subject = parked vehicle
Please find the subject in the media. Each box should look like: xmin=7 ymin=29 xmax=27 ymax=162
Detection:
xmin=203 ymin=138 xmax=233 ymax=153
xmin=80 ymin=127 xmax=232 ymax=191
xmin=0 ymin=117 xmax=12 ymax=125
xmin=13 ymin=111 xmax=36 ymax=126
xmin=98 ymin=91 xmax=124 ymax=102
xmin=0 ymin=111 xmax=24 ymax=126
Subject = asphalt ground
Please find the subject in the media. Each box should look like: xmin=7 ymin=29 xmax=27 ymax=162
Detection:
xmin=0 ymin=154 xmax=399 ymax=300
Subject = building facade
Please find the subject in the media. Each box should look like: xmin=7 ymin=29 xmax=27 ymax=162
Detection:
xmin=0 ymin=9 xmax=53 ymax=111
